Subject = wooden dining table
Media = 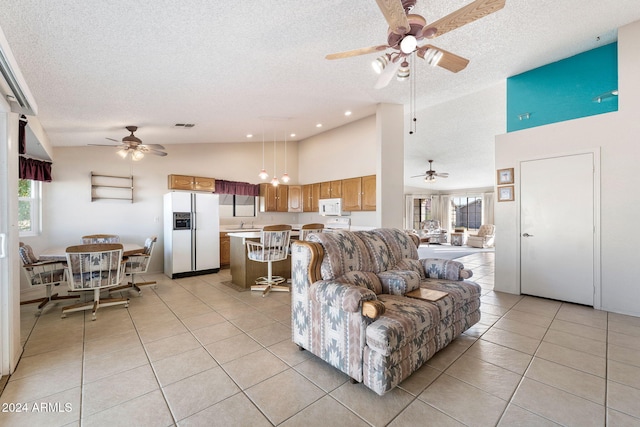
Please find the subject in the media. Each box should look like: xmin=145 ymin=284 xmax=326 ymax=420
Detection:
xmin=39 ymin=243 xmax=145 ymax=261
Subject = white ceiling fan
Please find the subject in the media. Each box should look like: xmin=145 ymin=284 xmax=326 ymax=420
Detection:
xmin=411 ymin=159 xmax=449 ymax=182
xmin=90 ymin=126 xmax=168 ymax=160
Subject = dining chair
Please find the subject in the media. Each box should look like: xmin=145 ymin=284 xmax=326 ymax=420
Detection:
xmin=19 ymin=242 xmax=79 ymax=315
xmin=299 ymin=223 xmax=324 ymax=241
xmin=246 ymin=225 xmax=292 ymax=297
xmin=109 ymin=236 xmax=157 ymax=295
xmin=62 ymin=243 xmax=129 ymax=320
xmin=81 ymin=234 xmax=120 ymax=244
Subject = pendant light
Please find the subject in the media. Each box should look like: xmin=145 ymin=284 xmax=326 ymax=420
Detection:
xmin=271 ymin=130 xmax=279 ymax=187
xmin=258 ymin=124 xmax=268 ymax=180
xmin=281 ymin=131 xmax=290 ymax=183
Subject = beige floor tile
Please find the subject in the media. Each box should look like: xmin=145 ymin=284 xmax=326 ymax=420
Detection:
xmin=81 ymin=364 xmax=159 ymax=417
xmin=477 ymin=311 xmax=501 ymax=326
xmin=609 ymin=312 xmax=640 ymax=328
xmin=0 ymin=386 xmax=81 ymax=427
xmin=512 ymin=297 xmax=562 ymax=318
xmin=246 ymin=322 xmax=291 ymax=347
xmin=607 ymin=380 xmax=640 ymax=419
xmin=190 ymin=320 xmax=243 ymax=345
xmin=229 ymin=311 xmax=276 ymax=332
xmin=388 ymin=398 xmax=464 ymax=426
xmin=608 ymin=359 xmax=640 ymax=390
xmin=556 ymin=304 xmax=607 ymax=329
xmin=608 ymin=343 xmax=640 ymax=368
xmin=170 ymin=301 xmax=214 ymax=319
xmin=247 ymin=369 xmax=325 ymax=425
xmin=222 ymin=348 xmax=289 ymax=390
xmin=152 ymin=347 xmax=218 ymax=387
xmin=549 ymin=318 xmax=607 ymax=342
xmin=465 ymin=339 xmax=533 ymax=375
xmin=82 ymin=390 xmax=173 ymax=427
xmin=535 ymin=341 xmax=606 ymax=377
xmin=480 ymin=291 xmax=523 ymax=309
xmin=266 ymin=339 xmax=313 ymax=367
xmin=216 ymin=304 xmax=262 ymax=321
xmin=179 ymin=392 xmax=271 ymax=427
xmin=480 ymin=303 xmax=510 ymax=317
xmin=83 ymin=343 xmax=148 ymax=384
xmin=204 ymin=333 xmax=262 ymax=364
xmin=492 ymin=317 xmax=548 ymax=340
xmin=502 ymin=308 xmax=554 ymax=328
xmin=512 ymin=378 xmax=605 ymax=426
xmin=22 ymin=329 xmax=85 ymax=357
xmin=1 ymin=360 xmax=82 ymax=404
xmin=608 ymin=320 xmax=640 ymax=338
xmin=418 ymin=373 xmax=507 ymax=426
xmin=83 ymin=329 xmax=141 ymax=360
xmin=162 ymin=367 xmax=240 ymax=422
xmin=398 ymin=363 xmax=442 ymax=396
xmin=282 ymin=395 xmax=370 ymax=427
xmin=525 ymin=357 xmax=605 ymax=404
xmin=607 ymin=408 xmax=640 ymax=426
xmin=498 ymin=404 xmax=562 ymax=426
xmin=542 ymin=328 xmax=606 ymax=357
xmin=82 ymin=309 xmax=136 ymax=341
xmin=445 ymin=354 xmax=522 ymax=400
xmin=180 ymin=310 xmax=227 ymax=331
xmin=143 ymin=331 xmax=202 ymax=362
xmin=481 ymin=327 xmax=541 ymax=355
xmin=136 ymin=318 xmax=188 ymax=344
xmin=608 ymin=330 xmax=640 ymax=351
xmin=10 ymin=343 xmax=83 ymax=381
xmin=294 ymin=355 xmax=350 ymax=392
xmin=329 ymin=381 xmax=412 ymax=426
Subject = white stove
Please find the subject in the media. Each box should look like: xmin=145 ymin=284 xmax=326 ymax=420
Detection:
xmin=324 ymin=217 xmax=351 ymax=232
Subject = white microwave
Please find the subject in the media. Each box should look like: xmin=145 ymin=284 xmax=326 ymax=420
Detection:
xmin=319 ymin=198 xmax=348 ymax=216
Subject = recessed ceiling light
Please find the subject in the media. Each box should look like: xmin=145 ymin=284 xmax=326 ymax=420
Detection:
xmin=246 ymin=134 xmax=253 ymax=138
xmin=290 ymin=133 xmax=296 ymax=137
xmin=316 ymin=123 xmax=322 ymax=128
xmin=345 ymin=111 xmax=352 ymax=116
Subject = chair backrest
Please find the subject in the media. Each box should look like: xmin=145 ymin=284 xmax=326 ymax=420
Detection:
xmin=18 ymin=242 xmax=38 ymax=265
xmin=477 ymin=224 xmax=495 ymax=237
xmin=19 ymin=242 xmax=67 ymax=286
xmin=143 ymin=236 xmax=157 ymax=255
xmin=261 ymin=225 xmax=292 ymax=260
xmin=126 ymin=237 xmax=157 ymax=273
xmin=421 ymin=220 xmax=441 ymax=231
xmin=82 ymin=234 xmax=120 ymax=244
xmin=66 ymin=244 xmax=124 ymax=290
xmin=299 ymin=223 xmax=324 ymax=241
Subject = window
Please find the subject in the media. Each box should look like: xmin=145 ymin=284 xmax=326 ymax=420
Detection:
xmin=412 ymin=197 xmax=432 ymax=230
xmin=450 ymin=196 xmax=482 ymax=231
xmin=219 ymin=194 xmax=257 ymax=218
xmin=18 ymin=179 xmax=41 ymax=236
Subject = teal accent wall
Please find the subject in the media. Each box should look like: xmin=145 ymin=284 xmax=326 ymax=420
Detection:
xmin=507 ymin=43 xmax=618 ymax=132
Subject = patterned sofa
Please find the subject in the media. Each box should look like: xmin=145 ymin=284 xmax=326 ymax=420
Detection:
xmin=291 ymin=228 xmax=481 ymax=395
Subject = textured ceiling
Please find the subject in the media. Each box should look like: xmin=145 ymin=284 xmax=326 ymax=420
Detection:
xmin=1 ymin=0 xmax=639 ymax=191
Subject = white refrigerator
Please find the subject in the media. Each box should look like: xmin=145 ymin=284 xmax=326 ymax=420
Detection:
xmin=164 ymin=192 xmax=220 ymax=278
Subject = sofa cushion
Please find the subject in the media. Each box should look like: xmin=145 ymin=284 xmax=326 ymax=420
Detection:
xmin=338 ymin=271 xmax=382 ymax=294
xmin=366 ymin=295 xmax=440 ymax=356
xmin=308 ymin=231 xmax=373 ymax=280
xmin=371 ymin=229 xmax=419 ymax=265
xmin=393 ymin=259 xmax=425 ymax=279
xmin=354 ymin=230 xmax=394 ymax=273
xmin=377 ymin=270 xmax=421 ymax=295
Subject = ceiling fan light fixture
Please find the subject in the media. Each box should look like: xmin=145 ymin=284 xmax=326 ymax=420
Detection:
xmin=424 ymin=48 xmax=443 ymax=67
xmin=424 ymin=175 xmax=436 ymax=183
xmin=397 ymin=61 xmax=410 ymax=81
xmin=131 ymin=150 xmax=145 ymax=161
xmin=372 ymin=54 xmax=389 ymax=74
xmin=116 ymin=148 xmax=128 ymax=158
xmin=400 ymin=35 xmax=417 ymax=54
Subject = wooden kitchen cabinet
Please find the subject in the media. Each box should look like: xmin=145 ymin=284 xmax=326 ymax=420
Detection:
xmin=341 ymin=175 xmax=376 ymax=211
xmin=288 ymin=185 xmax=303 ymax=212
xmin=260 ymin=183 xmax=289 ymax=212
xmin=320 ymin=180 xmax=342 ymax=199
xmin=219 ymin=232 xmax=231 ymax=267
xmin=303 ymin=183 xmax=321 ymax=212
xmin=168 ymin=174 xmax=215 ymax=192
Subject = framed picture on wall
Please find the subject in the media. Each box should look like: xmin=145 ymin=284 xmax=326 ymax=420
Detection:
xmin=497 ymin=168 xmax=514 ymax=185
xmin=498 ymin=185 xmax=514 ymax=202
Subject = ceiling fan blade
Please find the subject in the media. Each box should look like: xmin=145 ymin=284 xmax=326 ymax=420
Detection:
xmin=418 ymin=44 xmax=469 ymax=73
xmin=88 ymin=143 xmax=122 ymax=147
xmin=325 ymin=45 xmax=389 ymax=60
xmin=140 ymin=143 xmax=166 ymax=150
xmin=106 ymin=137 xmax=120 ymax=142
xmin=435 ymin=173 xmax=449 ymax=177
xmin=146 ymin=149 xmax=168 ymax=156
xmin=410 ymin=174 xmax=427 ymax=178
xmin=375 ymin=0 xmax=410 ymax=35
xmin=374 ymin=59 xmax=401 ymax=89
xmin=421 ymin=0 xmax=506 ymax=39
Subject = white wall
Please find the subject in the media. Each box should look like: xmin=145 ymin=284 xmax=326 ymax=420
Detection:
xmin=494 ymin=20 xmax=640 ymax=317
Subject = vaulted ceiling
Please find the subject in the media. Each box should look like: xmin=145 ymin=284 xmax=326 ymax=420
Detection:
xmin=1 ymin=0 xmax=639 ymax=191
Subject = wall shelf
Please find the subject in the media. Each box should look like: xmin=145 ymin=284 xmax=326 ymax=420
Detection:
xmin=91 ymin=172 xmax=133 ymax=202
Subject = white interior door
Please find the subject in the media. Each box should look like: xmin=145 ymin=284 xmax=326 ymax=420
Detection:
xmin=520 ymin=153 xmax=595 ymax=305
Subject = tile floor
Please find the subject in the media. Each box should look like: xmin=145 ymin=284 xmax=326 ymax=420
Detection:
xmin=3 ymin=252 xmax=640 ymax=426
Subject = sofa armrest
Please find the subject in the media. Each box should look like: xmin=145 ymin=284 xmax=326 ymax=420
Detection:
xmin=377 ymin=270 xmax=421 ymax=295
xmin=310 ymin=280 xmax=380 ymax=315
xmin=421 ymin=258 xmax=472 ymax=281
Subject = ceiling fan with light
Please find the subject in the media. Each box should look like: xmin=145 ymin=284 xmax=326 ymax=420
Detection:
xmin=326 ymin=0 xmax=506 ymax=88
xmin=90 ymin=126 xmax=167 ymax=161
xmin=411 ymin=160 xmax=449 ymax=182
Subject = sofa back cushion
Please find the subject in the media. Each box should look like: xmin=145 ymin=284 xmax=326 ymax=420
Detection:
xmin=371 ymin=229 xmax=419 ymax=265
xmin=308 ymin=231 xmax=373 ymax=280
xmin=354 ymin=231 xmax=394 ymax=273
xmin=338 ymin=271 xmax=382 ymax=294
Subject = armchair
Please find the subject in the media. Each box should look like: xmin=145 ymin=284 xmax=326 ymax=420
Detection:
xmin=467 ymin=224 xmax=495 ymax=248
xmin=419 ymin=219 xmax=448 ymax=244
xmin=19 ymin=243 xmax=79 ymax=314
xmin=109 ymin=236 xmax=158 ymax=295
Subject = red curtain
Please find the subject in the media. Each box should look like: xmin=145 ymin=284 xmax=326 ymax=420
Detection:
xmin=19 ymin=157 xmax=52 ymax=182
xmin=215 ymin=179 xmax=259 ymax=196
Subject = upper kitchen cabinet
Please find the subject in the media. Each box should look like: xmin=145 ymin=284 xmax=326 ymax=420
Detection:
xmin=168 ymin=174 xmax=215 ymax=192
xmin=342 ymin=175 xmax=376 ymax=211
xmin=320 ymin=180 xmax=342 ymax=199
xmin=288 ymin=185 xmax=303 ymax=213
xmin=303 ymin=183 xmax=321 ymax=212
xmin=260 ymin=183 xmax=289 ymax=212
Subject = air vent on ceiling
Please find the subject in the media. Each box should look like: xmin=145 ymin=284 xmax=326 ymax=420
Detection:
xmin=175 ymin=123 xmax=195 ymax=128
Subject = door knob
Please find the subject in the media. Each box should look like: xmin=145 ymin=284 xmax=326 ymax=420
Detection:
xmin=522 ymin=233 xmax=534 ymax=237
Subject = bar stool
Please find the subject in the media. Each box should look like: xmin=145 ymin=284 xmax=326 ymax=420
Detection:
xmin=246 ymin=225 xmax=292 ymax=297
